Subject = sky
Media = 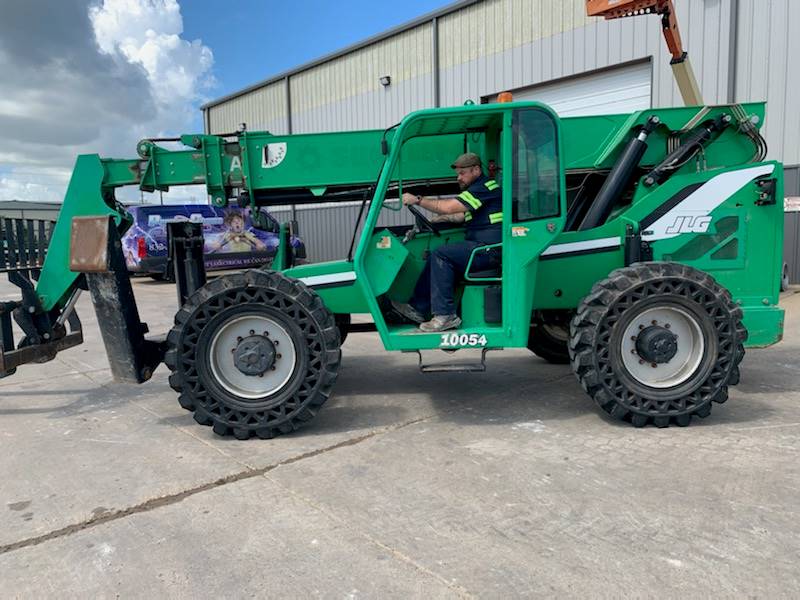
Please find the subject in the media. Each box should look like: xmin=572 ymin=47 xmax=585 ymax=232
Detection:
xmin=0 ymin=0 xmax=452 ymax=204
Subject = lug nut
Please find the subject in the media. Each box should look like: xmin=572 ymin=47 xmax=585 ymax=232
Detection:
xmin=651 ymin=363 xmax=657 ymax=368
xmin=665 ymin=323 xmax=671 ymax=329
xmin=263 ymin=331 xmax=269 ymax=336
xmin=639 ymin=359 xmax=645 ymax=364
xmin=237 ymin=336 xmax=243 ymax=342
xmin=273 ymin=340 xmax=279 ymax=346
xmin=639 ymin=324 xmax=644 ymax=330
xmin=631 ymin=349 xmax=637 ymax=354
xmin=249 ymin=330 xmax=255 ymax=335
xmin=270 ymin=366 xmax=276 ymax=371
xmin=651 ymin=320 xmax=657 ymax=325
xmin=631 ymin=336 xmax=637 ymax=341
xmin=276 ymin=353 xmax=282 ymax=359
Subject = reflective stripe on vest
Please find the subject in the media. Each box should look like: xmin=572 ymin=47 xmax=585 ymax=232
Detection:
xmin=458 ymin=190 xmax=482 ymax=209
xmin=485 ymin=179 xmax=499 ymax=191
xmin=464 ymin=212 xmax=473 ymax=222
xmin=489 ymin=212 xmax=503 ymax=224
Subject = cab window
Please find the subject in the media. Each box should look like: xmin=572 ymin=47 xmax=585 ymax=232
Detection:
xmin=512 ymin=109 xmax=560 ymax=222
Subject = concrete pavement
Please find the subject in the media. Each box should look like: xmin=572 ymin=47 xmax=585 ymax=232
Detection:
xmin=1 ymin=278 xmax=799 ymax=597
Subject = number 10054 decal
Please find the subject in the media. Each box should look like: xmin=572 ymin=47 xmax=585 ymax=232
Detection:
xmin=440 ymin=333 xmax=488 ymax=347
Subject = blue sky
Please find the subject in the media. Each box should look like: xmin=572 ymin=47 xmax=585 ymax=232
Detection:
xmin=182 ymin=0 xmax=453 ymax=102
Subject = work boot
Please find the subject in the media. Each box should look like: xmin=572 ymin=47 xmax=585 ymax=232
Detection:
xmin=419 ymin=314 xmax=462 ymax=332
xmin=390 ymin=300 xmax=426 ymax=324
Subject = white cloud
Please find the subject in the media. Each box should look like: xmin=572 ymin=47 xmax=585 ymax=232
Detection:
xmin=0 ymin=178 xmax=63 ymax=204
xmin=0 ymin=0 xmax=214 ymax=203
xmin=90 ymin=0 xmax=214 ymax=129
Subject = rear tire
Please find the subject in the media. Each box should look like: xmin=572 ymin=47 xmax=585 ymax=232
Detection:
xmin=165 ymin=269 xmax=341 ymax=439
xmin=569 ymin=262 xmax=746 ymax=428
xmin=527 ymin=312 xmax=571 ymax=364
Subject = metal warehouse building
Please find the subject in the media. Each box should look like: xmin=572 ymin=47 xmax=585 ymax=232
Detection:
xmin=202 ymin=0 xmax=800 ymax=273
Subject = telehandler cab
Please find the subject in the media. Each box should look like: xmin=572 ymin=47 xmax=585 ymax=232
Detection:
xmin=0 ymin=97 xmax=784 ymax=439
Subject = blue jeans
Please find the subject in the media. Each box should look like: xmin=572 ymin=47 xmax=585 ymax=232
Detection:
xmin=410 ymin=241 xmax=500 ymax=316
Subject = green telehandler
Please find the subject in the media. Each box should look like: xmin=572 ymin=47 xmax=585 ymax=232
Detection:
xmin=0 ymin=97 xmax=784 ymax=439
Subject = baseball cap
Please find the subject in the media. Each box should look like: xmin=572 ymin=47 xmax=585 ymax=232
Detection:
xmin=450 ymin=152 xmax=482 ymax=169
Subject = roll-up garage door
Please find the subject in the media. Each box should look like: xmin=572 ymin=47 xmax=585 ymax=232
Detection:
xmin=499 ymin=61 xmax=652 ymax=117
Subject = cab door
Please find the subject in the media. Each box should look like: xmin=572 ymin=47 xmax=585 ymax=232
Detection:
xmin=502 ymin=107 xmax=567 ymax=345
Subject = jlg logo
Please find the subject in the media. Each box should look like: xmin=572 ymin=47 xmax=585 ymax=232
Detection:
xmin=665 ymin=215 xmax=712 ymax=235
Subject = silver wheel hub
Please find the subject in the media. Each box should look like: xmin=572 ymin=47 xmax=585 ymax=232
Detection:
xmin=233 ymin=335 xmax=276 ymax=376
xmin=209 ymin=315 xmax=297 ymax=399
xmin=621 ymin=306 xmax=704 ymax=389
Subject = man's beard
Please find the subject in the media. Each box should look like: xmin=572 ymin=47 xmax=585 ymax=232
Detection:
xmin=458 ymin=181 xmax=468 ymax=190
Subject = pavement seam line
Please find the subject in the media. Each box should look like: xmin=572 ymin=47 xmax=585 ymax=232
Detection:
xmin=0 ymin=415 xmax=434 ymax=556
xmin=130 ymin=400 xmax=256 ymax=469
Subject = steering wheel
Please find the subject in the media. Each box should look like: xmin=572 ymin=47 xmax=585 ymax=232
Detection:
xmin=407 ymin=203 xmax=441 ymax=237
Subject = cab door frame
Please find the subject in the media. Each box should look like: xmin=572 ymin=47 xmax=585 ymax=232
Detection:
xmin=501 ymin=105 xmax=568 ymax=346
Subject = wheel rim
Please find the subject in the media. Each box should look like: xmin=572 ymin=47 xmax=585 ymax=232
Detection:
xmin=620 ymin=306 xmax=704 ymax=389
xmin=208 ymin=315 xmax=297 ymax=399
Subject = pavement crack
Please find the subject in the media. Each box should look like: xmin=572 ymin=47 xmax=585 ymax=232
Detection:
xmin=131 ymin=401 xmax=256 ymax=470
xmin=0 ymin=415 xmax=432 ymax=557
xmin=263 ymin=471 xmax=474 ymax=598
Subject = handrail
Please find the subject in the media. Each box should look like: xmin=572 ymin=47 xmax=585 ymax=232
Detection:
xmin=463 ymin=242 xmax=502 ymax=282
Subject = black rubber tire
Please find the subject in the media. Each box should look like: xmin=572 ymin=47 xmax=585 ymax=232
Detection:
xmin=527 ymin=323 xmax=571 ymax=364
xmin=569 ymin=262 xmax=747 ymax=428
xmin=164 ymin=269 xmax=341 ymax=439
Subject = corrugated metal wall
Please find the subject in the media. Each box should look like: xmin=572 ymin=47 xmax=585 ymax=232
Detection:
xmin=785 ymin=212 xmax=800 ymax=284
xmin=291 ymin=23 xmax=433 ymax=133
xmin=785 ymin=168 xmax=800 ymax=197
xmin=736 ymin=0 xmax=800 ymax=166
xmin=208 ymin=80 xmax=288 ymax=135
xmin=437 ymin=0 xmax=732 ymax=108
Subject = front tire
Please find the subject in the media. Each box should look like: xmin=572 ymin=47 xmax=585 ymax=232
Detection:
xmin=165 ymin=270 xmax=341 ymax=439
xmin=569 ymin=263 xmax=746 ymax=428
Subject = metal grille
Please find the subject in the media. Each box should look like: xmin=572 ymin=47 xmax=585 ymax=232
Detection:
xmin=0 ymin=218 xmax=55 ymax=273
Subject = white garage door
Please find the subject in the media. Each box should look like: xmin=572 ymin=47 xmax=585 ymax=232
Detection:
xmin=505 ymin=61 xmax=652 ymax=117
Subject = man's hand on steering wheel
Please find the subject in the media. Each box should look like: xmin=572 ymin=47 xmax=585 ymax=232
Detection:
xmin=402 ymin=192 xmax=440 ymax=236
